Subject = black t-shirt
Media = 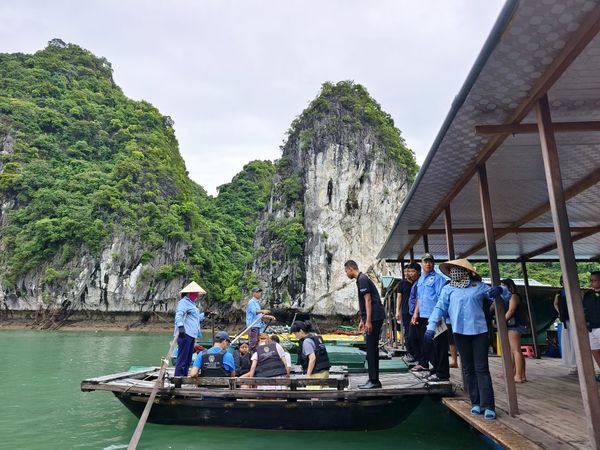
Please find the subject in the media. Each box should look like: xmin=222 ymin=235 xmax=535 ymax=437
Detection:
xmin=356 ymin=272 xmax=385 ymax=321
xmin=396 ymin=279 xmax=414 ymax=315
xmin=582 ymin=290 xmax=600 ymax=330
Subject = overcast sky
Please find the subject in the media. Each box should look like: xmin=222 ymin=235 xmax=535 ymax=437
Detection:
xmin=1 ymin=0 xmax=505 ymax=195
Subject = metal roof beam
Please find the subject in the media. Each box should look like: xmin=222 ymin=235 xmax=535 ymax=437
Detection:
xmin=517 ymin=225 xmax=600 ymax=261
xmin=409 ymin=226 xmax=600 ymax=235
xmin=460 ymin=167 xmax=600 ymax=257
xmin=475 ymin=121 xmax=600 ymax=136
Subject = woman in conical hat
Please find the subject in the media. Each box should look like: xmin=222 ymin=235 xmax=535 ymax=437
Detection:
xmin=424 ymin=258 xmax=509 ymax=421
xmin=174 ymin=281 xmax=206 ymax=376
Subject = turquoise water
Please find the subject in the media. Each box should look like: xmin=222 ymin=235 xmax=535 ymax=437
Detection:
xmin=0 ymin=330 xmax=492 ymax=449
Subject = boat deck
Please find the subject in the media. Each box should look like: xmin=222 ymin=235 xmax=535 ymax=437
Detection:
xmin=81 ymin=365 xmax=453 ymax=400
xmin=445 ymin=356 xmax=600 ymax=449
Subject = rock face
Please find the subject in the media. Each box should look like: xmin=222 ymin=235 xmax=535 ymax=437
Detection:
xmin=2 ymin=233 xmax=187 ymax=312
xmin=253 ymin=82 xmax=415 ymax=316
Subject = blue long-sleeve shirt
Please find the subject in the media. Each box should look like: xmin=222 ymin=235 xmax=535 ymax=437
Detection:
xmin=427 ymin=282 xmax=510 ymax=335
xmin=414 ymin=270 xmax=446 ymax=319
xmin=246 ymin=297 xmax=264 ymax=329
xmin=174 ymin=296 xmax=205 ymax=338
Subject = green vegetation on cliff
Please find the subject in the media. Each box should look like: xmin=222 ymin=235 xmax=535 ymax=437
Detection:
xmin=288 ymin=81 xmax=418 ymax=180
xmin=0 ymin=40 xmax=273 ymax=300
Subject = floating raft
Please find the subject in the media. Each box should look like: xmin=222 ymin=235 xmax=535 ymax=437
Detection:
xmin=81 ymin=366 xmax=452 ymax=431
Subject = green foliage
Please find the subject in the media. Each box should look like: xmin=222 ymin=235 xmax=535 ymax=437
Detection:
xmin=287 ymin=81 xmax=418 ymax=180
xmin=267 ymin=217 xmax=306 ymax=258
xmin=473 ymin=262 xmax=600 ymax=287
xmin=0 ymin=41 xmax=276 ymax=302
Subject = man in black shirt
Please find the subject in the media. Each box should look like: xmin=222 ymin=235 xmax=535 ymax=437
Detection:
xmin=344 ymin=259 xmax=386 ymax=389
xmin=395 ymin=262 xmax=421 ymax=361
xmin=582 ymin=271 xmax=600 ymax=379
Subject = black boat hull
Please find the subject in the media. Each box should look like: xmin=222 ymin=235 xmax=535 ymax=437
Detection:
xmin=116 ymin=393 xmax=424 ymax=430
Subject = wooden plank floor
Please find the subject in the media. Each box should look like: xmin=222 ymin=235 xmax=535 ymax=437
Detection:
xmin=446 ymin=356 xmax=599 ymax=449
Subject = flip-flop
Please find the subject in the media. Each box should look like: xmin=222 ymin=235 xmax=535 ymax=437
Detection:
xmin=484 ymin=409 xmax=496 ymax=420
xmin=470 ymin=405 xmax=481 ymax=415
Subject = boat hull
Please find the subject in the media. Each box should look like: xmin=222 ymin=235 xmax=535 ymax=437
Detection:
xmin=116 ymin=393 xmax=424 ymax=430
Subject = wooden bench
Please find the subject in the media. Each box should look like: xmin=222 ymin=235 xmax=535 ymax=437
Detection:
xmin=171 ymin=374 xmax=349 ymax=390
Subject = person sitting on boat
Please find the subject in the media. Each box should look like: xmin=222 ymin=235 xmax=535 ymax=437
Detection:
xmin=190 ymin=330 xmax=235 ymax=377
xmin=424 ymin=259 xmax=510 ymax=421
xmin=174 ymin=281 xmax=207 ymax=377
xmin=290 ymin=320 xmax=331 ymax=380
xmin=270 ymin=335 xmax=292 ymax=376
xmin=241 ymin=333 xmax=288 ymax=379
xmin=233 ymin=341 xmax=252 ymax=376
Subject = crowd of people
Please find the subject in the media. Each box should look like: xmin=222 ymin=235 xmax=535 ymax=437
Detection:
xmin=171 ymin=261 xmax=600 ymax=421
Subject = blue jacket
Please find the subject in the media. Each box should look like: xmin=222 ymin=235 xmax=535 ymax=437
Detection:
xmin=174 ymin=296 xmax=205 ymax=338
xmin=427 ymin=282 xmax=510 ymax=335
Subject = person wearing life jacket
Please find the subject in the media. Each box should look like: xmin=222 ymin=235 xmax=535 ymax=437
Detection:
xmin=190 ymin=330 xmax=235 ymax=377
xmin=290 ymin=320 xmax=331 ymax=379
xmin=241 ymin=333 xmax=287 ymax=378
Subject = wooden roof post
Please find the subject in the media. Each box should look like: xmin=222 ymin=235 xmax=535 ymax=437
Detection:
xmin=478 ymin=164 xmax=519 ymax=416
xmin=444 ymin=206 xmax=455 ymax=260
xmin=536 ymin=94 xmax=600 ymax=450
xmin=409 ymin=248 xmax=415 ymax=262
xmin=520 ymin=260 xmax=540 ymax=358
xmin=423 ymin=234 xmax=430 ymax=253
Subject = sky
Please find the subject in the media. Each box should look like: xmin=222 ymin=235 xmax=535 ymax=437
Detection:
xmin=1 ymin=0 xmax=505 ymax=195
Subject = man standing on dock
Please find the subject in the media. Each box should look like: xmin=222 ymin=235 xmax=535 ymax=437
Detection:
xmin=410 ymin=254 xmax=448 ymax=380
xmin=344 ymin=260 xmax=386 ymax=389
xmin=174 ymin=281 xmax=206 ymax=377
xmin=395 ymin=262 xmax=421 ymax=362
xmin=246 ymin=288 xmax=275 ymax=352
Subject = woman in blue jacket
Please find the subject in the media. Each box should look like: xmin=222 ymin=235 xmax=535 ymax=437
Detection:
xmin=425 ymin=259 xmax=510 ymax=421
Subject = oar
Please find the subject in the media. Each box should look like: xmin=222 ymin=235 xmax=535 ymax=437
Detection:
xmin=128 ymin=334 xmax=178 ymax=450
xmin=230 ymin=314 xmax=264 ymax=345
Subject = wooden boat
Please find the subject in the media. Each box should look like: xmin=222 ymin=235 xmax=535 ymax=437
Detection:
xmin=80 ymin=366 xmax=452 ymax=431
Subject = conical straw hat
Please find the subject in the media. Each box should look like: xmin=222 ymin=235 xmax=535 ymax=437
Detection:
xmin=439 ymin=258 xmax=479 ymax=277
xmin=180 ymin=281 xmax=206 ymax=294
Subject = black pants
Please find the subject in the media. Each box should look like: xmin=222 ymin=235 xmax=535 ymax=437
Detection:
xmin=401 ymin=313 xmax=414 ymax=356
xmin=430 ymin=329 xmax=450 ymax=380
xmin=248 ymin=327 xmax=260 ymax=353
xmin=366 ymin=320 xmax=383 ymax=383
xmin=453 ymin=332 xmax=495 ymax=410
xmin=415 ymin=319 xmax=429 ymax=367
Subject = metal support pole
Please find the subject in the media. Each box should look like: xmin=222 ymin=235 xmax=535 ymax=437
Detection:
xmin=444 ymin=207 xmax=455 ymax=260
xmin=478 ymin=164 xmax=519 ymax=416
xmin=520 ymin=260 xmax=540 ymax=358
xmin=536 ymin=94 xmax=600 ymax=449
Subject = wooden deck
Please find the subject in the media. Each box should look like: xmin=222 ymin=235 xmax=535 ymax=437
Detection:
xmin=445 ymin=356 xmax=599 ymax=449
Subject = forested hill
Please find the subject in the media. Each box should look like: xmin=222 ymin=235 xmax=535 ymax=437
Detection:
xmin=0 ymin=39 xmax=273 ymax=309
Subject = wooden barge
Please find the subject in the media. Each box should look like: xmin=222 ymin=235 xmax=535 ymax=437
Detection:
xmin=81 ymin=365 xmax=453 ymax=431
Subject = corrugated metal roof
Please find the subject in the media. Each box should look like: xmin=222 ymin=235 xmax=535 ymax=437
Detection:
xmin=379 ymin=0 xmax=600 ymax=262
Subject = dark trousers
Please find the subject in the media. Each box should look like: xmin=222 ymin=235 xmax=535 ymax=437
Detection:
xmin=402 ymin=313 xmax=414 ymax=356
xmin=453 ymin=332 xmax=495 ymax=410
xmin=175 ymin=334 xmax=195 ymax=376
xmin=415 ymin=319 xmax=429 ymax=367
xmin=248 ymin=327 xmax=260 ymax=353
xmin=430 ymin=330 xmax=450 ymax=380
xmin=366 ymin=320 xmax=383 ymax=383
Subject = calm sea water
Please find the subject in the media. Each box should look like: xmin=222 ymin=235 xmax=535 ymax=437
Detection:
xmin=0 ymin=330 xmax=493 ymax=449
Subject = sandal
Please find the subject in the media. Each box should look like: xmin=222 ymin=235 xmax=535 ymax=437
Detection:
xmin=410 ymin=365 xmax=429 ymax=372
xmin=470 ymin=405 xmax=481 ymax=415
xmin=484 ymin=409 xmax=496 ymax=420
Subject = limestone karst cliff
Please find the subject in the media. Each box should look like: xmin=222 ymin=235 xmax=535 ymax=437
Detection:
xmin=252 ymin=81 xmax=417 ymax=316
